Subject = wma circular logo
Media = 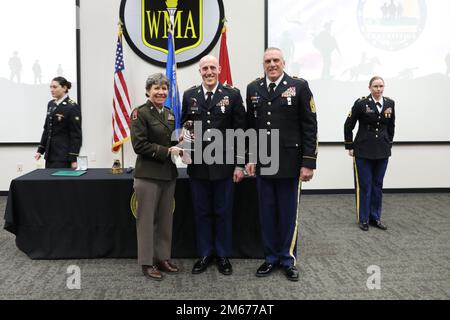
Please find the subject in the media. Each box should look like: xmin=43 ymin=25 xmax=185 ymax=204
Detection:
xmin=357 ymin=0 xmax=427 ymax=51
xmin=120 ymin=0 xmax=224 ymax=67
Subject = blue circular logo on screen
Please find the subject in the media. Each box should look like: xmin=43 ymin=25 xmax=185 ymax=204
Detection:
xmin=357 ymin=0 xmax=427 ymax=51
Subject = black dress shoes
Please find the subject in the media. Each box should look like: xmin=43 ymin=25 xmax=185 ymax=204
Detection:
xmin=359 ymin=223 xmax=369 ymax=231
xmin=256 ymin=262 xmax=276 ymax=277
xmin=217 ymin=257 xmax=232 ymax=275
xmin=283 ymin=266 xmax=299 ymax=282
xmin=192 ymin=256 xmax=213 ymax=274
xmin=370 ymin=220 xmax=387 ymax=230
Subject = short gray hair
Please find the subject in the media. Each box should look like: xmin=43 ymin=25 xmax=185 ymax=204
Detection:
xmin=145 ymin=73 xmax=170 ymax=91
xmin=264 ymin=47 xmax=284 ymax=59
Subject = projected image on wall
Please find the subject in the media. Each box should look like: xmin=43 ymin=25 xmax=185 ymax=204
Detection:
xmin=0 ymin=0 xmax=77 ymax=143
xmin=268 ymin=0 xmax=450 ymax=142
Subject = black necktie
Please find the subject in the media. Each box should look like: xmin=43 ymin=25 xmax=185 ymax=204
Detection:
xmin=206 ymin=91 xmax=213 ymax=107
xmin=268 ymin=82 xmax=276 ymax=97
xmin=376 ymin=102 xmax=382 ymax=111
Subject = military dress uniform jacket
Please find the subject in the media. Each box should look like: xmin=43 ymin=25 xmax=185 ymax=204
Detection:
xmin=344 ymin=96 xmax=395 ymax=159
xmin=37 ymin=97 xmax=82 ymax=162
xmin=181 ymin=83 xmax=246 ymax=180
xmin=246 ymin=73 xmax=318 ymax=178
xmin=130 ymin=101 xmax=178 ymax=181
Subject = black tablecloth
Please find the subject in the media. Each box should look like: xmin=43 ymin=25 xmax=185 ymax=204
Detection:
xmin=4 ymin=168 xmax=263 ymax=259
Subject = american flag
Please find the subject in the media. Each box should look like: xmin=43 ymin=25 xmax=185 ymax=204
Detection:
xmin=112 ymin=27 xmax=131 ymax=153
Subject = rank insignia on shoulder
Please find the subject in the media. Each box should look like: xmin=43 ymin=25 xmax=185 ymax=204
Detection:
xmin=224 ymin=84 xmax=238 ymax=92
xmin=292 ymin=76 xmax=305 ymax=83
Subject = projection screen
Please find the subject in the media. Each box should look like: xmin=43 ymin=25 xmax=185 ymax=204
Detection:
xmin=267 ymin=0 xmax=450 ymax=142
xmin=0 ymin=0 xmax=78 ymax=143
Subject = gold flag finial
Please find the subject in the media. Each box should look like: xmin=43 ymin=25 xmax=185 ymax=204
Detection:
xmin=118 ymin=20 xmax=124 ymax=36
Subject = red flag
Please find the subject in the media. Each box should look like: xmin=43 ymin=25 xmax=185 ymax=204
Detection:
xmin=219 ymin=26 xmax=233 ymax=86
xmin=112 ymin=24 xmax=131 ymax=153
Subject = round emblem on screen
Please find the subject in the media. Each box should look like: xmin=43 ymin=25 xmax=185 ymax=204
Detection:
xmin=357 ymin=0 xmax=427 ymax=51
xmin=120 ymin=0 xmax=224 ymax=67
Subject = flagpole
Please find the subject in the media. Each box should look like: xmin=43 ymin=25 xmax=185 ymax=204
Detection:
xmin=121 ymin=147 xmax=125 ymax=169
xmin=119 ymin=20 xmax=125 ymax=170
xmin=112 ymin=19 xmax=132 ymax=166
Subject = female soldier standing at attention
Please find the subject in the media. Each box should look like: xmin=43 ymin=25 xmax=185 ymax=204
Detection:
xmin=130 ymin=73 xmax=182 ymax=281
xmin=35 ymin=77 xmax=82 ymax=169
xmin=344 ymin=76 xmax=395 ymax=231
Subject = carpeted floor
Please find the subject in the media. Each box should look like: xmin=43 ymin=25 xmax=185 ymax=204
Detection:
xmin=1 ymin=194 xmax=449 ymax=300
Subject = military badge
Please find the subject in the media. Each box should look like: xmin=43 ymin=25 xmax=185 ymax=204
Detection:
xmin=168 ymin=114 xmax=175 ymax=121
xmin=366 ymin=106 xmax=375 ymax=113
xmin=217 ymin=96 xmax=230 ymax=106
xmin=191 ymin=98 xmax=198 ymax=111
xmin=347 ymin=111 xmax=352 ymax=118
xmin=251 ymin=94 xmax=260 ymax=105
xmin=281 ymin=86 xmax=296 ymax=98
xmin=384 ymin=107 xmax=393 ymax=118
xmin=132 ymin=109 xmax=138 ymax=120
xmin=217 ymin=96 xmax=230 ymax=113
xmin=56 ymin=113 xmax=64 ymax=121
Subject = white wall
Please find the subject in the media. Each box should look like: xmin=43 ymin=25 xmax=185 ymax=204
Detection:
xmin=1 ymin=0 xmax=449 ymax=191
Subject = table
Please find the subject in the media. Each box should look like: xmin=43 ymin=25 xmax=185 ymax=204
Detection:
xmin=4 ymin=168 xmax=263 ymax=259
